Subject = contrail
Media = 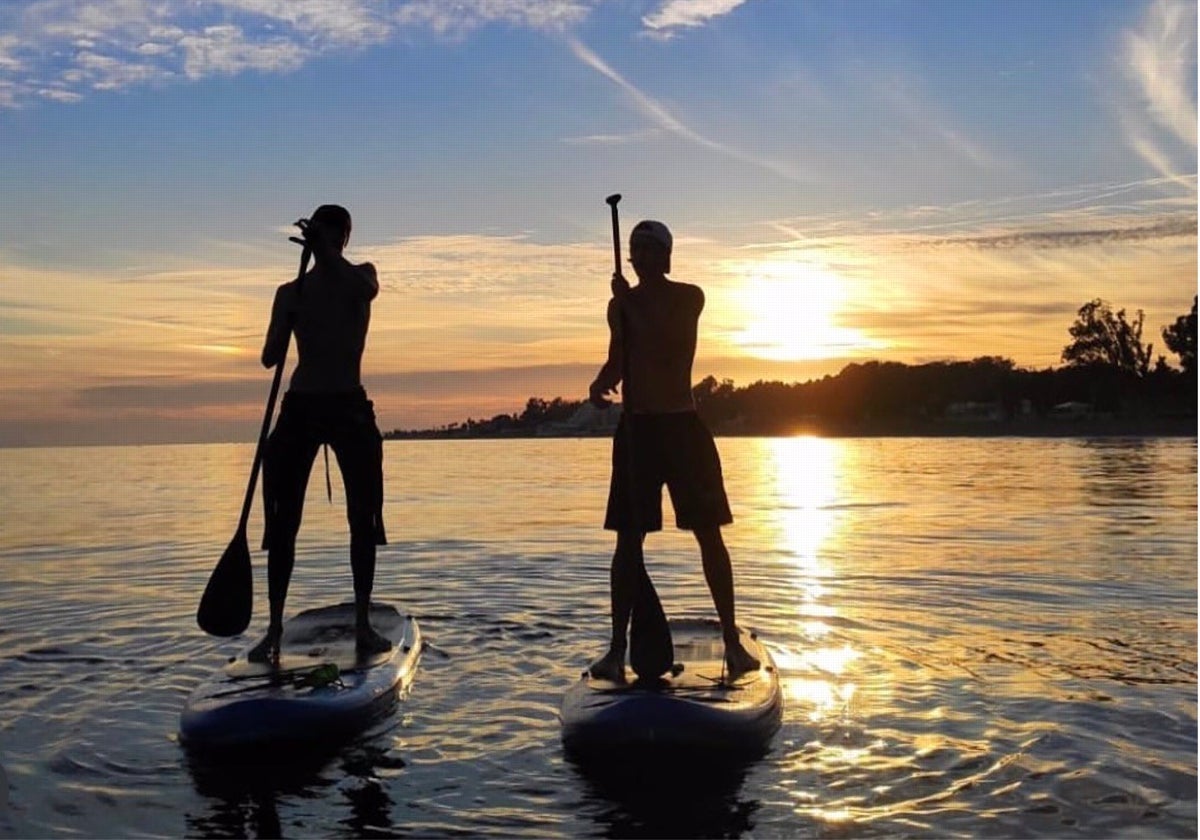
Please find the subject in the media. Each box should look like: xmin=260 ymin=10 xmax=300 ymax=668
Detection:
xmin=565 ymin=36 xmax=810 ymax=184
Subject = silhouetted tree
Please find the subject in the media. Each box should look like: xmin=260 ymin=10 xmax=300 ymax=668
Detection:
xmin=1062 ymin=299 xmax=1153 ymax=378
xmin=1162 ymin=296 xmax=1197 ymax=376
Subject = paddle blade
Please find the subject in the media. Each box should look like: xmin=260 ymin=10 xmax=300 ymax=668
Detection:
xmin=629 ymin=567 xmax=673 ymax=680
xmin=197 ymin=531 xmax=253 ymax=637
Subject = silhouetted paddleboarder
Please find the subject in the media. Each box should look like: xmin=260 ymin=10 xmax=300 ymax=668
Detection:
xmin=587 ymin=213 xmax=760 ymax=682
xmin=248 ymin=204 xmax=391 ymax=664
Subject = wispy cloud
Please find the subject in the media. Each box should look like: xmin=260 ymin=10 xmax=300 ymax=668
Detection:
xmin=566 ymin=36 xmax=810 ymax=183
xmin=216 ymin=0 xmax=391 ymax=45
xmin=0 ymin=0 xmax=596 ymax=107
xmin=903 ymin=214 xmax=1196 ymax=251
xmin=875 ymin=70 xmax=1005 ymax=171
xmin=1118 ymin=0 xmax=1197 ymax=186
xmin=642 ymin=0 xmax=749 ymax=38
xmin=562 ymin=128 xmax=664 ymax=145
xmin=392 ymin=0 xmax=589 ymax=38
xmin=0 ymin=231 xmax=612 ymax=395
xmin=699 ymin=183 xmax=1197 ymax=370
xmin=752 ymin=176 xmax=1199 ymax=244
xmin=0 ymin=231 xmax=617 ymax=442
xmin=177 ymin=25 xmax=308 ymax=79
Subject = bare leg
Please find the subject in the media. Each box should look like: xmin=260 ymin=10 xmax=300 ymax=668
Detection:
xmin=246 ymin=623 xmax=282 ymax=665
xmin=248 ymin=536 xmax=294 ymax=665
xmin=351 ymin=531 xmax=391 ymax=656
xmin=695 ymin=526 xmax=760 ymax=676
xmin=252 ymin=424 xmax=316 ymax=666
xmin=339 ymin=426 xmax=392 ymax=658
xmin=589 ymin=530 xmax=644 ymax=681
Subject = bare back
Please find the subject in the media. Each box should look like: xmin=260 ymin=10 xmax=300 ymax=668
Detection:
xmin=613 ymin=279 xmax=704 ymax=413
xmin=264 ymin=262 xmax=377 ymax=394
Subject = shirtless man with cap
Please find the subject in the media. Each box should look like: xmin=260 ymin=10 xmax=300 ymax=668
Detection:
xmin=588 ymin=219 xmax=760 ymax=681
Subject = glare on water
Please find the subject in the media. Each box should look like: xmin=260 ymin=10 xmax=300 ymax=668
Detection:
xmin=0 ymin=436 xmax=1193 ymax=837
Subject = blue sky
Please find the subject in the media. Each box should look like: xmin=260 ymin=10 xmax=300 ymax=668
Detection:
xmin=0 ymin=0 xmax=1195 ymax=445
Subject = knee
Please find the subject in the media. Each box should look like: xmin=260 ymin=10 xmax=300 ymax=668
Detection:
xmin=267 ymin=529 xmax=298 ymax=553
xmin=694 ymin=526 xmax=726 ymax=553
xmin=615 ymin=530 xmax=644 ymax=552
xmin=347 ymin=509 xmax=376 ymax=539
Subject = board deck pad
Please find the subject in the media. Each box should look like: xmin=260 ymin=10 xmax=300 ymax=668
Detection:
xmin=225 ymin=602 xmax=405 ymax=679
xmin=181 ymin=602 xmax=421 ymax=752
xmin=586 ymin=628 xmax=769 ymax=697
xmin=562 ymin=619 xmax=782 ymax=755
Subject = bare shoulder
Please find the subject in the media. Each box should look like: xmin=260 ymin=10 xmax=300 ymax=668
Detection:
xmin=275 ymin=280 xmax=299 ymax=302
xmin=670 ymin=280 xmax=704 ymax=309
xmin=352 ymin=260 xmax=380 ymax=299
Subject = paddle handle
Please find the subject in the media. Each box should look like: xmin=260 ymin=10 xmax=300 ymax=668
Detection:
xmin=607 ymin=195 xmax=622 ymax=276
xmin=236 ymin=245 xmax=311 ymax=533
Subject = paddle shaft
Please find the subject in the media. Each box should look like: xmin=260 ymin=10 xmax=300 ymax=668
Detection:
xmin=606 ymin=195 xmax=638 ymax=529
xmin=608 ymin=197 xmax=622 ymax=278
xmin=236 ymin=245 xmax=312 ymax=533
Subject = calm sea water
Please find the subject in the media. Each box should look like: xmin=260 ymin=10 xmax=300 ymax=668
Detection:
xmin=0 ymin=436 xmax=1194 ymax=838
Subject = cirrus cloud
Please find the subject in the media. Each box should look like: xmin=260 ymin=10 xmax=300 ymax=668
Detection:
xmin=1117 ymin=0 xmax=1197 ymax=187
xmin=0 ymin=0 xmax=597 ymax=108
xmin=642 ymin=0 xmax=750 ymax=37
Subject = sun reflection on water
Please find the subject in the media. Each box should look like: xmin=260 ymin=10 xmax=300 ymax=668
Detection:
xmin=757 ymin=437 xmax=861 ymax=724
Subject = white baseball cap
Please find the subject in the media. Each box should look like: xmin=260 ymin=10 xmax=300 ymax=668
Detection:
xmin=630 ymin=220 xmax=672 ymax=252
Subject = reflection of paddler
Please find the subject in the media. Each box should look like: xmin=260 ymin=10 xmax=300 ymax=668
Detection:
xmin=587 ymin=218 xmax=761 ymax=682
xmin=249 ymin=204 xmax=392 ymax=666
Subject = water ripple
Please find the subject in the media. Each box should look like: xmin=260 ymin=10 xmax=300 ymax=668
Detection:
xmin=0 ymin=437 xmax=1193 ymax=838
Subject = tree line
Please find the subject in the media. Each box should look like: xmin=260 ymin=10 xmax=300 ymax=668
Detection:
xmin=387 ymin=296 xmax=1197 ymax=438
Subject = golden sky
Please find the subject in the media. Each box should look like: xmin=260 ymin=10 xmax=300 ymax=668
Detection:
xmin=0 ymin=0 xmax=1195 ymax=445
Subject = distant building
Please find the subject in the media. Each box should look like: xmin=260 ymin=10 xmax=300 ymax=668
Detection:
xmin=536 ymin=402 xmax=621 ymax=436
xmin=1050 ymin=401 xmax=1092 ymax=420
xmin=944 ymin=401 xmax=1004 ymax=422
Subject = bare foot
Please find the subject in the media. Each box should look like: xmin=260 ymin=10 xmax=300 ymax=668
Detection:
xmin=356 ymin=625 xmax=393 ymax=657
xmin=588 ymin=646 xmax=627 ymax=682
xmin=247 ymin=627 xmax=281 ymax=666
xmin=724 ymin=639 xmax=761 ymax=678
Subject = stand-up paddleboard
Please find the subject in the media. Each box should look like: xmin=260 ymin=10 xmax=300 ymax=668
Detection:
xmin=181 ymin=602 xmax=421 ymax=753
xmin=562 ymin=619 xmax=782 ymax=756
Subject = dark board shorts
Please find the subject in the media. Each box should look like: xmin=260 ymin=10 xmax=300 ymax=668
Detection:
xmin=604 ymin=410 xmax=733 ymax=533
xmin=262 ymin=388 xmax=386 ymax=549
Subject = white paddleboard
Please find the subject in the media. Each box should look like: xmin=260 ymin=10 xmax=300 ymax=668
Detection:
xmin=562 ymin=619 xmax=782 ymax=756
xmin=181 ymin=602 xmax=421 ymax=752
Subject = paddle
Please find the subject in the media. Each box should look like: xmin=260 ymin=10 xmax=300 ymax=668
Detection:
xmin=606 ymin=193 xmax=674 ymax=680
xmin=197 ymin=239 xmax=312 ymax=637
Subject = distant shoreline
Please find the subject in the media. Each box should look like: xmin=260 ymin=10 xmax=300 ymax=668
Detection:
xmin=386 ymin=415 xmax=1197 ymax=440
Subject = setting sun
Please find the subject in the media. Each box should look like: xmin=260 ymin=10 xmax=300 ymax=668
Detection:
xmin=734 ymin=259 xmax=881 ymax=361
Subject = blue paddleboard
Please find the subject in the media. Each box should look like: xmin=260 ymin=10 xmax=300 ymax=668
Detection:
xmin=562 ymin=619 xmax=782 ymax=756
xmin=180 ymin=602 xmax=421 ymax=752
